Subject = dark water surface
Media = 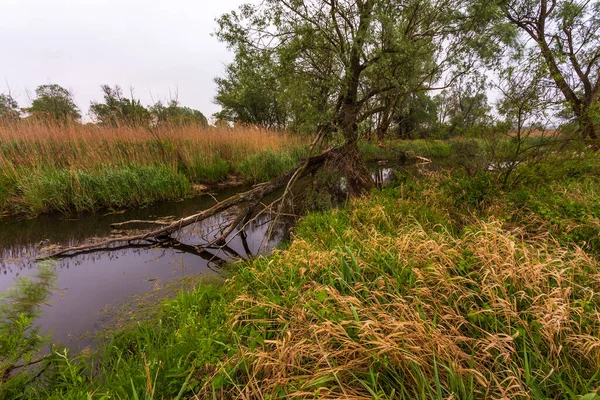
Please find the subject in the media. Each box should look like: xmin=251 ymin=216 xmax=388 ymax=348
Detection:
xmin=0 ymin=164 xmax=402 ymax=351
xmin=0 ymin=184 xmax=288 ymax=351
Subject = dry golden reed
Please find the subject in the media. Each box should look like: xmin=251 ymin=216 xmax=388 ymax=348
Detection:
xmin=0 ymin=120 xmax=305 ymax=172
xmin=214 ymin=190 xmax=600 ymax=399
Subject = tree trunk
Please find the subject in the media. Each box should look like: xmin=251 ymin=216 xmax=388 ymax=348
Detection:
xmin=578 ymin=109 xmax=598 ymax=140
xmin=329 ymin=142 xmax=373 ymax=196
xmin=337 ymin=100 xmax=374 ymax=194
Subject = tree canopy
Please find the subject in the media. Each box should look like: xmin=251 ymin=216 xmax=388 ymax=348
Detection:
xmin=27 ymin=84 xmax=80 ymax=123
xmin=150 ymin=100 xmax=209 ymax=127
xmin=215 ymin=0 xmax=512 ymax=141
xmin=499 ymin=0 xmax=600 ymax=139
xmin=0 ymin=94 xmax=20 ymax=123
xmin=89 ymin=85 xmax=150 ymax=127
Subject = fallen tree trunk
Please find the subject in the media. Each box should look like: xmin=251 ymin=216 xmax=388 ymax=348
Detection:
xmin=38 ymin=146 xmax=339 ymax=259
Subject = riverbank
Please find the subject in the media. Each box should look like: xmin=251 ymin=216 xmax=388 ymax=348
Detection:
xmin=0 ymin=122 xmax=308 ymax=217
xmin=0 ymin=120 xmax=531 ymax=219
xmin=10 ymin=144 xmax=599 ymax=399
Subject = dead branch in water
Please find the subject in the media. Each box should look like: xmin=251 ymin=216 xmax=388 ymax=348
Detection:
xmin=38 ymin=145 xmax=338 ymax=260
xmin=109 ymin=220 xmax=173 ymax=229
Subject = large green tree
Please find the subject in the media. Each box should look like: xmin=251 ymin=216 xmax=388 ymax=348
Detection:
xmin=500 ymin=0 xmax=600 ymax=139
xmin=214 ymin=51 xmax=289 ymax=129
xmin=393 ymin=92 xmax=439 ymax=139
xmin=27 ymin=84 xmax=80 ymax=123
xmin=440 ymin=75 xmax=493 ymax=136
xmin=216 ymin=0 xmax=507 ymax=192
xmin=150 ymin=100 xmax=209 ymax=128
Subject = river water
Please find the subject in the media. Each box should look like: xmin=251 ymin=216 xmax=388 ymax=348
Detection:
xmin=0 ymin=165 xmax=400 ymax=351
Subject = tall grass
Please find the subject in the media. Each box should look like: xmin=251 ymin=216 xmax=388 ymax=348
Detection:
xmin=0 ymin=121 xmax=307 ymax=216
xmin=226 ymin=194 xmax=600 ymax=398
xmin=24 ymin=157 xmax=600 ymax=399
xmin=0 ymin=121 xmax=306 ymax=170
xmin=236 ymin=148 xmax=309 ymax=184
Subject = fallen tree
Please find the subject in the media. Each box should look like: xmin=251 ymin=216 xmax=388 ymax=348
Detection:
xmin=38 ymin=143 xmax=363 ymax=260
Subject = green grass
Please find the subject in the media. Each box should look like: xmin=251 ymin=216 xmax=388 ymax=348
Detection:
xmin=3 ymin=150 xmax=596 ymax=399
xmin=0 ymin=146 xmax=308 ymax=217
xmin=236 ymin=148 xmax=308 ymax=184
xmin=13 ymin=165 xmax=190 ymax=215
xmin=359 ymin=138 xmax=489 ymax=165
xmin=179 ymin=153 xmax=231 ymax=183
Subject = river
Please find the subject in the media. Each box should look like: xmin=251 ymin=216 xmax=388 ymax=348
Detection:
xmin=0 ymin=164 xmax=401 ymax=351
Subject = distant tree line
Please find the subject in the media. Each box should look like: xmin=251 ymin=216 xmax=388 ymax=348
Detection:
xmin=0 ymin=84 xmax=208 ymax=128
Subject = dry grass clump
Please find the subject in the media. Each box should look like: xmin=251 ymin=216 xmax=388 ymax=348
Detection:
xmin=0 ymin=120 xmax=304 ymax=172
xmin=219 ymin=191 xmax=600 ymax=398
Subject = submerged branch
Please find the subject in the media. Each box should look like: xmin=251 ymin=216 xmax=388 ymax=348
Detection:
xmin=38 ymin=147 xmax=340 ymax=260
xmin=109 ymin=220 xmax=173 ymax=229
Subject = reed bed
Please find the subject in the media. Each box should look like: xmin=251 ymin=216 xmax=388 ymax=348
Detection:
xmin=0 ymin=121 xmax=307 ymax=216
xmin=0 ymin=121 xmax=305 ymax=170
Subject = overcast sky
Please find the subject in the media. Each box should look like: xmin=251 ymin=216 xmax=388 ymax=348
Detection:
xmin=1 ymin=0 xmax=248 ymax=119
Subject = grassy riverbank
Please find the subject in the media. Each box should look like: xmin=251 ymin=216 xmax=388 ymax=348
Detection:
xmin=0 ymin=122 xmax=307 ymax=217
xmin=9 ymin=145 xmax=599 ymax=399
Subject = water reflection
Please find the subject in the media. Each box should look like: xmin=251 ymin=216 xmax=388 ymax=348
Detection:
xmin=0 ymin=189 xmax=286 ymax=351
xmin=0 ymin=163 xmax=400 ymax=351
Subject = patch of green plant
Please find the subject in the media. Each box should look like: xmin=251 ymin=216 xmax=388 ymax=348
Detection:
xmin=236 ymin=150 xmax=299 ymax=184
xmin=442 ymin=172 xmax=501 ymax=209
xmin=14 ymin=165 xmax=191 ymax=216
xmin=180 ymin=154 xmax=231 ymax=183
xmin=358 ymin=141 xmax=409 ymax=162
xmin=510 ymin=175 xmax=600 ymax=253
xmin=0 ymin=262 xmax=56 ymax=399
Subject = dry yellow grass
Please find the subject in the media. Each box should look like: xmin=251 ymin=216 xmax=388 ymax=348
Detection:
xmin=214 ymin=189 xmax=600 ymax=398
xmin=0 ymin=121 xmax=305 ymax=172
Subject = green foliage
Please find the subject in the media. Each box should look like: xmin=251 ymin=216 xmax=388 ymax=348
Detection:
xmin=27 ymin=84 xmax=80 ymax=123
xmin=392 ymin=92 xmax=440 ymax=139
xmin=510 ymin=174 xmax=600 ymax=254
xmin=214 ymin=51 xmax=289 ymax=130
xmin=89 ymin=85 xmax=151 ymax=127
xmin=359 ymin=139 xmax=457 ymax=161
xmin=0 ymin=94 xmax=20 ymax=122
xmin=236 ymin=149 xmax=304 ymax=184
xmin=150 ymin=100 xmax=208 ymax=128
xmin=214 ymin=0 xmax=509 ymax=140
xmin=432 ymin=74 xmax=493 ymax=138
xmin=15 ymin=165 xmax=190 ymax=215
xmin=500 ymin=0 xmax=600 ymax=139
xmin=180 ymin=153 xmax=230 ymax=183
xmin=0 ymin=262 xmax=56 ymax=398
xmin=445 ymin=172 xmax=500 ymax=208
